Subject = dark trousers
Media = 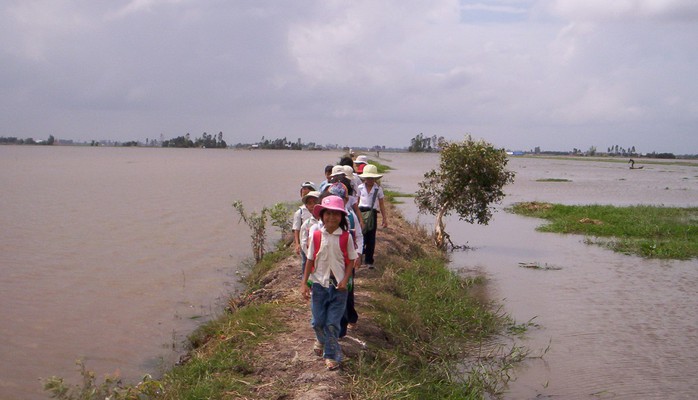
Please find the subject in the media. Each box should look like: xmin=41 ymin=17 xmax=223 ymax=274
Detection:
xmin=339 ymin=269 xmax=358 ymax=338
xmin=363 ymin=224 xmax=377 ymax=265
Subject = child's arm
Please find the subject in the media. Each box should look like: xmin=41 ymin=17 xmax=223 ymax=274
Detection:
xmin=338 ymin=235 xmax=358 ymax=290
xmin=301 ymin=259 xmax=313 ymax=300
xmin=378 ymin=197 xmax=388 ymax=228
xmin=293 ymin=230 xmax=301 ymax=254
xmin=338 ymin=258 xmax=353 ymax=291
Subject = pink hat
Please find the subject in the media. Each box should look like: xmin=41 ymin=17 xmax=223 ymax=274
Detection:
xmin=312 ymin=195 xmax=348 ymax=219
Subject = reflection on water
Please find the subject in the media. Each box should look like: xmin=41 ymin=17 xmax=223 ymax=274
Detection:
xmin=385 ymin=153 xmax=698 ymax=399
xmin=0 ymin=146 xmax=339 ymax=400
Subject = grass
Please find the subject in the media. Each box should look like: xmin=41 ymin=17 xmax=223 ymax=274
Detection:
xmin=43 ymin=302 xmax=285 ymax=400
xmin=522 ymin=155 xmax=698 ymax=168
xmin=158 ymin=303 xmax=285 ymax=399
xmin=509 ymin=202 xmax=698 ymax=260
xmin=346 ymin=253 xmax=510 ymax=399
xmin=244 ymin=246 xmax=293 ymax=290
xmin=370 ymin=159 xmax=392 ymax=174
xmin=382 ymin=189 xmax=414 ymax=204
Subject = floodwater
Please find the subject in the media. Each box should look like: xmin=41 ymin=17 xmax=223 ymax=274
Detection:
xmin=385 ymin=152 xmax=698 ymax=399
xmin=0 ymin=146 xmax=338 ymax=400
xmin=2 ymin=148 xmax=697 ymax=400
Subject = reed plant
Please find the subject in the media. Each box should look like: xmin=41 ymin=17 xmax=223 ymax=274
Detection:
xmin=510 ymin=202 xmax=698 ymax=260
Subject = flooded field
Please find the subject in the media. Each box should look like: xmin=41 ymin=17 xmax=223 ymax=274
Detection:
xmin=0 ymin=146 xmax=338 ymax=400
xmin=386 ymin=153 xmax=698 ymax=399
xmin=2 ymin=147 xmax=696 ymax=399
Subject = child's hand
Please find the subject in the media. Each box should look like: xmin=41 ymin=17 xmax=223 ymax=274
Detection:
xmin=300 ymin=283 xmax=310 ymax=301
xmin=337 ymin=280 xmax=349 ymax=291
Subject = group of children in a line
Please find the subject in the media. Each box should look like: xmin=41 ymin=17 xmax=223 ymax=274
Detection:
xmin=292 ymin=154 xmax=388 ymax=371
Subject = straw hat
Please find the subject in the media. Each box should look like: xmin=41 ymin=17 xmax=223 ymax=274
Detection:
xmin=358 ymin=164 xmax=382 ymax=179
xmin=312 ymin=195 xmax=348 ymax=219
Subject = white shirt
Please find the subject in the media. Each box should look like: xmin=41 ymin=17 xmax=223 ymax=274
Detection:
xmin=307 ymin=226 xmax=358 ymax=288
xmin=358 ymin=183 xmax=384 ymax=210
xmin=292 ymin=205 xmax=312 ymax=231
xmin=299 ymin=215 xmax=318 ymax=255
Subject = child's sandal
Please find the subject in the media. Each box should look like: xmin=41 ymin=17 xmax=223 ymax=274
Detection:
xmin=325 ymin=359 xmax=340 ymax=371
xmin=313 ymin=341 xmax=323 ymax=357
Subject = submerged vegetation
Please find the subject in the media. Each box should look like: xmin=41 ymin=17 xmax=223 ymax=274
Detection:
xmin=510 ymin=202 xmax=698 ymax=260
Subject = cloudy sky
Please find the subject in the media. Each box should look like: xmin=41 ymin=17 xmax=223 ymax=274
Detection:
xmin=2 ymin=0 xmax=697 ymax=153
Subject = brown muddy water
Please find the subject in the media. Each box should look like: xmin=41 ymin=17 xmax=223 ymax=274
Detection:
xmin=0 ymin=146 xmax=340 ymax=400
xmin=2 ymin=148 xmax=697 ymax=400
xmin=384 ymin=152 xmax=698 ymax=399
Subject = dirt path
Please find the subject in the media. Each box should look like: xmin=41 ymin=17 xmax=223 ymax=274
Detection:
xmin=231 ymin=205 xmax=429 ymax=399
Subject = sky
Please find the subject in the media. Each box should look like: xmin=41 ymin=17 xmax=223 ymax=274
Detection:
xmin=2 ymin=0 xmax=698 ymax=153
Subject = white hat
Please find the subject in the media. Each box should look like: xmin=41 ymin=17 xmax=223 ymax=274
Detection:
xmin=302 ymin=191 xmax=321 ymax=203
xmin=330 ymin=165 xmax=345 ymax=177
xmin=355 ymin=155 xmax=368 ymax=164
xmin=342 ymin=165 xmax=354 ymax=178
xmin=301 ymin=181 xmax=317 ymax=191
xmin=359 ymin=164 xmax=383 ymax=179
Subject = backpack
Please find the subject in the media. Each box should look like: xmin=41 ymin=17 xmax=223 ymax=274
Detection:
xmin=310 ymin=229 xmax=350 ymax=272
xmin=308 ymin=229 xmax=353 ymax=290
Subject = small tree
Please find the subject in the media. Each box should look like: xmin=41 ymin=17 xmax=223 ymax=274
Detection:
xmin=232 ymin=201 xmax=269 ymax=263
xmin=415 ymin=136 xmax=515 ymax=249
xmin=268 ymin=202 xmax=293 ymax=245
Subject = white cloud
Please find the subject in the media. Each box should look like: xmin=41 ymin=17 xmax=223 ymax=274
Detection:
xmin=0 ymin=0 xmax=696 ymax=152
xmin=546 ymin=0 xmax=698 ymax=22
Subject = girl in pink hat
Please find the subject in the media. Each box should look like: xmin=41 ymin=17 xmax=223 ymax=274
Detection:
xmin=300 ymin=195 xmax=358 ymax=370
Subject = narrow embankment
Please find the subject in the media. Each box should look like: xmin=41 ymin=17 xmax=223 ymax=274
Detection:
xmin=125 ymin=202 xmax=507 ymax=399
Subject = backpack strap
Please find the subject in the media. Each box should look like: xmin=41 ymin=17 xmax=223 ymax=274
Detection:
xmin=339 ymin=230 xmax=350 ymax=267
xmin=311 ymin=230 xmax=322 ymax=273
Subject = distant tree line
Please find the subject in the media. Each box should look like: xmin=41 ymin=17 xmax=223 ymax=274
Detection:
xmin=161 ymin=132 xmax=227 ymax=148
xmin=607 ymin=145 xmax=638 ymax=157
xmin=1 ymin=135 xmax=54 ymax=145
xmin=409 ymin=133 xmax=444 ymax=152
xmin=249 ymin=136 xmax=303 ymax=150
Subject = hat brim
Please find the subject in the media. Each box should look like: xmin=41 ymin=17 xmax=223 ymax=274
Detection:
xmin=312 ymin=204 xmax=348 ymax=219
xmin=359 ymin=173 xmax=383 ymax=179
xmin=302 ymin=191 xmax=321 ymax=203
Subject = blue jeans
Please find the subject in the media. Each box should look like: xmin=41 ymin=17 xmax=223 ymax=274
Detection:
xmin=311 ymin=283 xmax=348 ymax=362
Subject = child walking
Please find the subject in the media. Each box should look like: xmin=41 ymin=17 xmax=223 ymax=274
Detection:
xmin=300 ymin=195 xmax=358 ymax=371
